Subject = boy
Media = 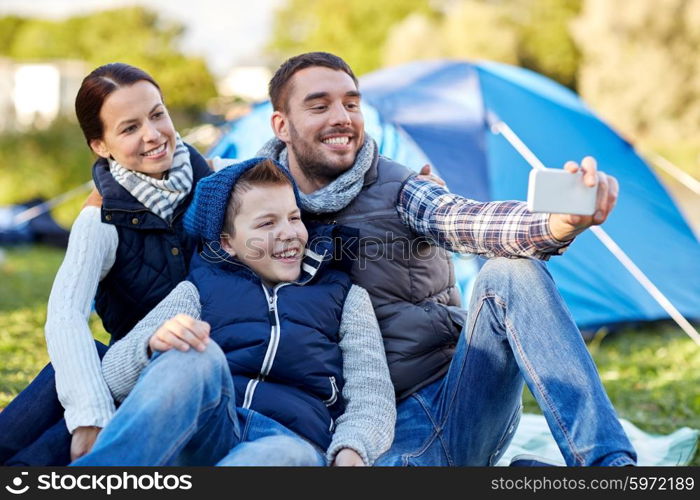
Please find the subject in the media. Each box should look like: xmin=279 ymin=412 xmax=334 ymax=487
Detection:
xmin=72 ymin=158 xmax=395 ymax=466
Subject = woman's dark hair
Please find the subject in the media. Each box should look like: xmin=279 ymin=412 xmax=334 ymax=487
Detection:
xmin=75 ymin=63 xmax=162 ymax=145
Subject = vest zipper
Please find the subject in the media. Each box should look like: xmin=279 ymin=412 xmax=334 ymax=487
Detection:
xmin=242 ymin=282 xmax=290 ymax=409
xmin=323 ymin=376 xmax=339 ymax=407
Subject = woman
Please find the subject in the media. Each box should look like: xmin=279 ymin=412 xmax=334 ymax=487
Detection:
xmin=0 ymin=63 xmax=211 ymax=465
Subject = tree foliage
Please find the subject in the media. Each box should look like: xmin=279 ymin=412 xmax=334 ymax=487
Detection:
xmin=573 ymin=0 xmax=700 ymax=149
xmin=0 ymin=7 xmax=216 ymax=111
xmin=515 ymin=0 xmax=581 ymax=90
xmin=383 ymin=0 xmax=581 ymax=89
xmin=267 ymin=0 xmax=434 ymax=76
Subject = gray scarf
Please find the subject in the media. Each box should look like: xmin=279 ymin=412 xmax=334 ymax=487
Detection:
xmin=257 ymin=136 xmax=376 ymax=214
xmin=109 ymin=135 xmax=192 ymax=222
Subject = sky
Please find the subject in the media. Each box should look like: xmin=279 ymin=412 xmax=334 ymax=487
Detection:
xmin=0 ymin=0 xmax=282 ymax=76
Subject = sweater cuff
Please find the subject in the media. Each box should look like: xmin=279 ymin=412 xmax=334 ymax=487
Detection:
xmin=326 ymin=437 xmax=370 ymax=466
xmin=64 ymin=403 xmax=115 ymax=434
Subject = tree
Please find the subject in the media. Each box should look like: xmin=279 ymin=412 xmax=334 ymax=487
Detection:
xmin=383 ymin=1 xmax=520 ymax=68
xmin=382 ymin=0 xmax=581 ymax=90
xmin=268 ymin=0 xmax=434 ymax=76
xmin=572 ymin=0 xmax=700 ymax=152
xmin=0 ymin=7 xmax=216 ymax=112
xmin=514 ymin=0 xmax=581 ymax=90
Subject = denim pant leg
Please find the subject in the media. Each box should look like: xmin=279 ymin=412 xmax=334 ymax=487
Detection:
xmin=460 ymin=258 xmax=636 ymax=466
xmin=1 ymin=341 xmax=109 ymax=466
xmin=217 ymin=409 xmax=326 ymax=466
xmin=72 ymin=342 xmax=239 ymax=466
xmin=378 ymin=257 xmax=636 ymax=466
xmin=375 ymin=293 xmax=524 ymax=466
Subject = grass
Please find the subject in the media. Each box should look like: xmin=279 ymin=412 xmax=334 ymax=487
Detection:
xmin=0 ymin=245 xmax=698 ymax=465
xmin=0 ymin=245 xmax=109 ymax=405
xmin=523 ymin=325 xmax=700 ymax=465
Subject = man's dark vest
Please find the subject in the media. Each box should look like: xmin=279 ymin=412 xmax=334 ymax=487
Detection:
xmin=308 ymin=155 xmax=464 ymax=399
xmin=188 ymin=226 xmax=350 ymax=449
xmin=93 ymin=144 xmax=211 ymax=341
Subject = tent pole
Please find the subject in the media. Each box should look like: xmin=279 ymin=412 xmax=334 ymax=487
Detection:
xmin=12 ymin=181 xmax=94 ymax=226
xmin=489 ymin=116 xmax=700 ymax=347
xmin=641 ymin=149 xmax=700 ymax=197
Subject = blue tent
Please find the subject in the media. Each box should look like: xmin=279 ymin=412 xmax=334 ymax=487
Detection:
xmin=208 ymin=60 xmax=700 ymax=329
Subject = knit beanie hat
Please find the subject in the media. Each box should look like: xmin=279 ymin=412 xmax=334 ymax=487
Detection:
xmin=184 ymin=157 xmax=301 ymax=242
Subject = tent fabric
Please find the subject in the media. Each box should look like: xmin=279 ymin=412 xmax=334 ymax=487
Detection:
xmin=208 ymin=60 xmax=700 ymax=329
xmin=0 ymin=198 xmax=69 ymax=247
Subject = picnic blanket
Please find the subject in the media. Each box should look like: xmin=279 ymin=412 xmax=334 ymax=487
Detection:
xmin=496 ymin=413 xmax=699 ymax=466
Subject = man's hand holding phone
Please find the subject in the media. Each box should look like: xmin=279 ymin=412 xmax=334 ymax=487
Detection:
xmin=531 ymin=156 xmax=619 ymax=242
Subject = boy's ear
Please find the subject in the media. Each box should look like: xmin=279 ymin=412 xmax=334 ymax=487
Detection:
xmin=271 ymin=111 xmax=291 ymax=143
xmin=90 ymin=139 xmax=110 ymax=159
xmin=220 ymin=235 xmax=236 ymax=257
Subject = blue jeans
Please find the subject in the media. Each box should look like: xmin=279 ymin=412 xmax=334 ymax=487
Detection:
xmin=375 ymin=257 xmax=637 ymax=466
xmin=0 ymin=341 xmax=109 ymax=466
xmin=72 ymin=342 xmax=325 ymax=466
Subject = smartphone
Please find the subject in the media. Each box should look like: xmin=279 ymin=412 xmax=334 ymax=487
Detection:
xmin=527 ymin=168 xmax=598 ymax=215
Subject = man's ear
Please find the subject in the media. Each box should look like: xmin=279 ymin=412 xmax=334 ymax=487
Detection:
xmin=220 ymin=235 xmax=236 ymax=257
xmin=90 ymin=139 xmax=110 ymax=159
xmin=271 ymin=111 xmax=291 ymax=143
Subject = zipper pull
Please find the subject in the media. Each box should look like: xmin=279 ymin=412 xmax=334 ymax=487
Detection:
xmin=267 ymin=294 xmax=276 ymax=326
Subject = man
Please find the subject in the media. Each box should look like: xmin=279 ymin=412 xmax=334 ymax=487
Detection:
xmin=257 ymin=51 xmax=636 ymax=466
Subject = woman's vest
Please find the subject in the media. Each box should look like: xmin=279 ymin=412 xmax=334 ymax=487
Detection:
xmin=93 ymin=144 xmax=211 ymax=341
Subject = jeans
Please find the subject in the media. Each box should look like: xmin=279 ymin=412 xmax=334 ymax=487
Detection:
xmin=375 ymin=257 xmax=637 ymax=466
xmin=72 ymin=342 xmax=325 ymax=466
xmin=0 ymin=341 xmax=110 ymax=466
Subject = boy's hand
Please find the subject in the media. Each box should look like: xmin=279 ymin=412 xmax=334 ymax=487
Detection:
xmin=70 ymin=426 xmax=101 ymax=461
xmin=332 ymin=448 xmax=365 ymax=466
xmin=149 ymin=314 xmax=211 ymax=354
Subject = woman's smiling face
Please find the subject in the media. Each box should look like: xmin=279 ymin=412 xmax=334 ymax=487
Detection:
xmin=89 ymin=80 xmax=176 ymax=179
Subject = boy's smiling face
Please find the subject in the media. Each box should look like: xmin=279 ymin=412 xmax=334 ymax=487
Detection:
xmin=220 ymin=183 xmax=308 ymax=287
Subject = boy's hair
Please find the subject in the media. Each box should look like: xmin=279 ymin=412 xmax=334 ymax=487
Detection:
xmin=222 ymin=159 xmax=294 ymax=237
xmin=268 ymin=52 xmax=358 ymax=112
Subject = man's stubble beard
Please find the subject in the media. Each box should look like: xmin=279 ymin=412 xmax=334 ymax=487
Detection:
xmin=288 ymin=121 xmax=356 ymax=187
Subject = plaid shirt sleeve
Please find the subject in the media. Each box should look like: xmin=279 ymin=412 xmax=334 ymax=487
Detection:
xmin=397 ymin=176 xmax=572 ymax=260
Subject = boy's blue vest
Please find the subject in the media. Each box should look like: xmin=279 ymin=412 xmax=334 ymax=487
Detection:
xmin=93 ymin=144 xmax=211 ymax=341
xmin=187 ymin=225 xmax=353 ymax=450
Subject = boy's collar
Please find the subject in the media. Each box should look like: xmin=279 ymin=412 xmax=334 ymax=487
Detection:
xmin=198 ymin=242 xmax=330 ymax=287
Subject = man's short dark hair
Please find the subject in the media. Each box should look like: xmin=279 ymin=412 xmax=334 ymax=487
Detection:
xmin=269 ymin=52 xmax=358 ymax=112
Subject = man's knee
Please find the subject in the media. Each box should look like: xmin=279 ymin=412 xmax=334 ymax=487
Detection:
xmin=475 ymin=257 xmax=551 ymax=292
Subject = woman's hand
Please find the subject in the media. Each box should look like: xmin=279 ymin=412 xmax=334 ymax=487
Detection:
xmin=148 ymin=314 xmax=211 ymax=354
xmin=332 ymin=448 xmax=366 ymax=466
xmin=70 ymin=426 xmax=101 ymax=461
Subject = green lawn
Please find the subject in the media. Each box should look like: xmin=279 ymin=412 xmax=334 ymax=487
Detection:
xmin=1 ymin=245 xmax=698 ymax=464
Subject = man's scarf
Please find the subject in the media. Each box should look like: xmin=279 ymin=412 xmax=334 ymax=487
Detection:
xmin=257 ymin=136 xmax=376 ymax=214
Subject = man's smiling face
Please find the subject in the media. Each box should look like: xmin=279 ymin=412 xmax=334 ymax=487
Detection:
xmin=272 ymin=66 xmax=365 ymax=189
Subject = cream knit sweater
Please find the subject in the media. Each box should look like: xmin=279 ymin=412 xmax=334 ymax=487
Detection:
xmin=45 ymin=206 xmax=118 ymax=433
